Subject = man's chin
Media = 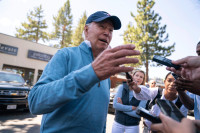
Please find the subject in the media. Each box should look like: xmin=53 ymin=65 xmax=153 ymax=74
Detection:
xmin=100 ymin=45 xmax=109 ymax=50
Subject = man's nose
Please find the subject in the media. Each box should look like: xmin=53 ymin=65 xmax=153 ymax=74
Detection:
xmin=104 ymin=28 xmax=111 ymax=36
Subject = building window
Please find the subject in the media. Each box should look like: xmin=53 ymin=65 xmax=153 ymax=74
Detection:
xmin=37 ymin=70 xmax=43 ymax=81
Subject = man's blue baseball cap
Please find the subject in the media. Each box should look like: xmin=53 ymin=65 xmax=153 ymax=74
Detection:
xmin=86 ymin=11 xmax=121 ymax=30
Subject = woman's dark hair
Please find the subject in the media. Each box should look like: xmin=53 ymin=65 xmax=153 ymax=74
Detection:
xmin=164 ymin=72 xmax=172 ymax=81
xmin=132 ymin=69 xmax=146 ymax=85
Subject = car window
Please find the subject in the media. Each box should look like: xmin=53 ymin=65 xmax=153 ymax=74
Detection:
xmin=0 ymin=73 xmax=25 ymax=83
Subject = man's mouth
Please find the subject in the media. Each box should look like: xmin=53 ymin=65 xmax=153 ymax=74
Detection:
xmin=99 ymin=39 xmax=108 ymax=43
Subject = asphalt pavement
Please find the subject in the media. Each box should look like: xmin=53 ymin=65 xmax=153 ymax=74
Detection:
xmin=0 ymin=110 xmax=195 ymax=133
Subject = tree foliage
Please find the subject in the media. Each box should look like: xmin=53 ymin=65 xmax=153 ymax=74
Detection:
xmin=72 ymin=11 xmax=87 ymax=47
xmin=15 ymin=5 xmax=48 ymax=43
xmin=123 ymin=0 xmax=175 ymax=82
xmin=51 ymin=0 xmax=73 ymax=48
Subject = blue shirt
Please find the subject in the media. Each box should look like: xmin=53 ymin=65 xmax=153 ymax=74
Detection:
xmin=194 ymin=95 xmax=200 ymax=120
xmin=113 ymin=84 xmax=147 ymax=118
xmin=28 ymin=42 xmax=110 ymax=133
xmin=190 ymin=93 xmax=200 ymax=120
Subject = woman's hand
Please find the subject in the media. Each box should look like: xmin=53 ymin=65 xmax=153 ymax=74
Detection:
xmin=132 ymin=106 xmax=136 ymax=110
xmin=127 ymin=79 xmax=141 ymax=93
xmin=117 ymin=97 xmax=123 ymax=104
xmin=117 ymin=97 xmax=136 ymax=110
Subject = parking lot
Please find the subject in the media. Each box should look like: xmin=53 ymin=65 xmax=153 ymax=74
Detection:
xmin=0 ymin=110 xmax=195 ymax=133
xmin=0 ymin=110 xmax=117 ymax=133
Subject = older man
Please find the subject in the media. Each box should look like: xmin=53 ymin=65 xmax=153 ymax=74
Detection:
xmin=28 ymin=11 xmax=140 ymax=133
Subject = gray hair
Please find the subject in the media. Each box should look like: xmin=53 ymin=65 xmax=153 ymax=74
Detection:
xmin=82 ymin=31 xmax=86 ymax=40
xmin=83 ymin=23 xmax=92 ymax=40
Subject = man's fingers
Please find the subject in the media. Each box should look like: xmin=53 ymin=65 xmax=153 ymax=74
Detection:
xmin=172 ymin=56 xmax=200 ymax=68
xmin=112 ymin=66 xmax=134 ymax=74
xmin=93 ymin=44 xmax=140 ymax=80
xmin=166 ymin=67 xmax=182 ymax=76
xmin=166 ymin=67 xmax=176 ymax=72
xmin=172 ymin=56 xmax=189 ymax=65
xmin=181 ymin=68 xmax=188 ymax=79
xmin=112 ymin=57 xmax=139 ymax=66
xmin=150 ymin=123 xmax=163 ymax=132
xmin=110 ymin=44 xmax=136 ymax=52
xmin=175 ymin=79 xmax=193 ymax=88
xmin=110 ymin=49 xmax=140 ymax=59
xmin=159 ymin=112 xmax=171 ymax=121
xmin=178 ymin=78 xmax=192 ymax=83
xmin=193 ymin=120 xmax=200 ymax=130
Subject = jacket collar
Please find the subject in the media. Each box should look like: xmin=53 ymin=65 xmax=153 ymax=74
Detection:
xmin=79 ymin=41 xmax=92 ymax=54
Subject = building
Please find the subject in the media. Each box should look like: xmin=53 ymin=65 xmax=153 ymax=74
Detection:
xmin=0 ymin=33 xmax=58 ymax=86
xmin=0 ymin=33 xmax=127 ymax=88
xmin=110 ymin=73 xmax=126 ymax=88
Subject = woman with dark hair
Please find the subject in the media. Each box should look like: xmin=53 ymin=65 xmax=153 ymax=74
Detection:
xmin=112 ymin=70 xmax=147 ymax=133
xmin=129 ymin=72 xmax=188 ymax=132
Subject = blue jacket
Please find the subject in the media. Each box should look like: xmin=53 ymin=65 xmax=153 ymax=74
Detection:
xmin=28 ymin=42 xmax=110 ymax=133
xmin=189 ymin=93 xmax=200 ymax=120
xmin=113 ymin=83 xmax=147 ymax=123
xmin=115 ymin=82 xmax=143 ymax=126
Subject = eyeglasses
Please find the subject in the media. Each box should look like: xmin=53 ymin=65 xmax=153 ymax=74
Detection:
xmin=151 ymin=83 xmax=156 ymax=84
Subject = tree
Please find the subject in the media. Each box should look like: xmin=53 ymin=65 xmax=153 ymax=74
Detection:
xmin=15 ymin=5 xmax=48 ymax=43
xmin=123 ymin=0 xmax=175 ymax=82
xmin=72 ymin=11 xmax=87 ymax=47
xmin=51 ymin=0 xmax=73 ymax=48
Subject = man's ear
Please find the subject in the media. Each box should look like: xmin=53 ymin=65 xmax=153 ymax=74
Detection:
xmin=84 ymin=25 xmax=88 ymax=36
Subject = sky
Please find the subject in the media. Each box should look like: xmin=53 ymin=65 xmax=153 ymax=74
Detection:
xmin=0 ymin=0 xmax=200 ymax=80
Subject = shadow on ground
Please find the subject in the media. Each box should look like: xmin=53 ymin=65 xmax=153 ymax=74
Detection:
xmin=0 ymin=110 xmax=40 ymax=133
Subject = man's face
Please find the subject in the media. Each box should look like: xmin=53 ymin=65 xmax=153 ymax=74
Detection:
xmin=196 ymin=44 xmax=200 ymax=56
xmin=84 ymin=19 xmax=114 ymax=53
xmin=149 ymin=80 xmax=156 ymax=88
